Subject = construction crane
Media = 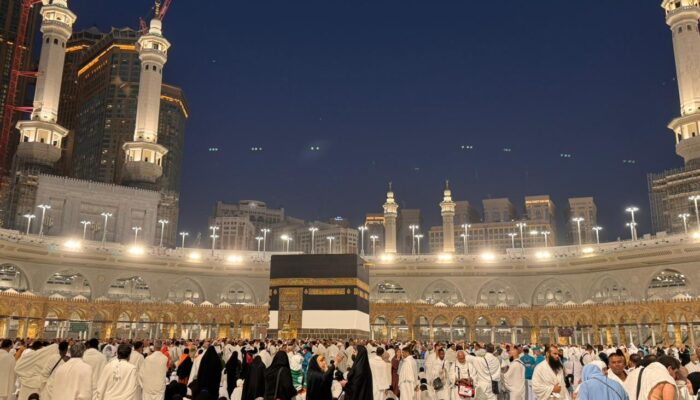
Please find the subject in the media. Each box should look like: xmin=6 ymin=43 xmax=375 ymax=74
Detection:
xmin=0 ymin=0 xmax=44 ymax=177
xmin=139 ymin=0 xmax=173 ymax=34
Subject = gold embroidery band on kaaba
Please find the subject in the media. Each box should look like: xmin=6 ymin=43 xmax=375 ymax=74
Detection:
xmin=270 ymin=278 xmax=370 ymax=293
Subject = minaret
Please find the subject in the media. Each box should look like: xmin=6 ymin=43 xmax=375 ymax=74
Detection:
xmin=440 ymin=180 xmax=456 ymax=253
xmin=14 ymin=0 xmax=75 ymax=167
xmin=382 ymin=183 xmax=398 ymax=254
xmin=663 ymin=0 xmax=700 ymax=166
xmin=122 ymin=2 xmax=170 ymax=185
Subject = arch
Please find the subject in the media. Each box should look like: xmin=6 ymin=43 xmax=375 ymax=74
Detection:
xmin=0 ymin=263 xmax=30 ymax=292
xmin=167 ymin=278 xmax=205 ymax=304
xmin=421 ymin=279 xmax=463 ymax=305
xmin=646 ymin=269 xmax=692 ymax=300
xmin=43 ymin=270 xmax=92 ymax=299
xmin=532 ymin=278 xmax=575 ymax=306
xmin=107 ymin=276 xmax=151 ymax=300
xmin=220 ymin=282 xmax=256 ymax=305
xmin=477 ymin=279 xmax=521 ymax=307
xmin=588 ymin=275 xmax=630 ymax=303
xmin=372 ymin=281 xmax=409 ymax=303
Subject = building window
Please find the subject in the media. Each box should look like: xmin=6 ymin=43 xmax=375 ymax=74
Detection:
xmin=54 ymin=38 xmax=58 ymax=44
xmin=679 ymin=27 xmax=684 ymax=33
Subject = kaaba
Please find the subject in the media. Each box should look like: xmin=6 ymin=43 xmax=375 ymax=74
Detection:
xmin=268 ymin=254 xmax=370 ymax=339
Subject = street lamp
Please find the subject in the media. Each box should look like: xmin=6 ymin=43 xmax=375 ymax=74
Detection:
xmin=358 ymin=226 xmax=367 ymax=256
xmin=326 ymin=236 xmax=335 ymax=254
xmin=132 ymin=226 xmax=142 ymax=244
xmin=309 ymin=227 xmax=318 ymax=254
xmin=179 ymin=231 xmax=189 ymax=248
xmin=23 ymin=213 xmax=35 ymax=235
xmin=261 ymin=228 xmax=270 ymax=253
xmin=158 ymin=219 xmax=169 ymax=248
xmin=100 ymin=212 xmax=112 ymax=245
xmin=572 ymin=217 xmax=584 ymax=246
xmin=625 ymin=207 xmax=639 ymax=240
xmin=80 ymin=220 xmax=91 ymax=240
xmin=508 ymin=232 xmax=518 ymax=249
xmin=370 ymin=235 xmax=379 ymax=256
xmin=541 ymin=230 xmax=551 ymax=247
xmin=680 ymin=213 xmax=691 ymax=234
xmin=626 ymin=222 xmax=637 ymax=241
xmin=592 ymin=226 xmax=603 ymax=244
xmin=36 ymin=204 xmax=50 ymax=236
xmin=281 ymin=234 xmax=292 ymax=253
xmin=209 ymin=225 xmax=219 ymax=255
xmin=461 ymin=224 xmax=471 ymax=255
xmin=409 ymin=225 xmax=419 ymax=254
xmin=690 ymin=195 xmax=700 ymax=228
xmin=255 ymin=236 xmax=263 ymax=254
xmin=516 ymin=222 xmax=527 ymax=250
xmin=415 ymin=234 xmax=424 ymax=254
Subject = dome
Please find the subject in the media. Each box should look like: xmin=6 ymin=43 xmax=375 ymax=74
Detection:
xmin=73 ymin=295 xmax=88 ymax=301
xmin=49 ymin=293 xmax=65 ymax=300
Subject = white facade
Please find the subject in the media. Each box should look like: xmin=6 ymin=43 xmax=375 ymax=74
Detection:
xmin=33 ymin=175 xmax=160 ymax=244
xmin=383 ymin=187 xmax=398 ymax=254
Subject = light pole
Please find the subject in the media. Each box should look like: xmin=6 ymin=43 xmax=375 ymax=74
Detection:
xmin=261 ymin=228 xmax=270 ymax=253
xmin=132 ymin=226 xmax=142 ymax=243
xmin=409 ymin=225 xmax=419 ymax=254
xmin=592 ymin=226 xmax=603 ymax=244
xmin=572 ymin=217 xmax=584 ymax=246
xmin=209 ymin=225 xmax=219 ymax=255
xmin=680 ymin=213 xmax=691 ymax=234
xmin=358 ymin=226 xmax=367 ymax=256
xmin=23 ymin=214 xmax=35 ymax=235
xmin=80 ymin=220 xmax=91 ymax=240
xmin=309 ymin=227 xmax=318 ymax=254
xmin=625 ymin=207 xmax=639 ymax=240
xmin=179 ymin=231 xmax=189 ymax=248
xmin=100 ymin=212 xmax=112 ymax=245
xmin=37 ymin=204 xmax=50 ymax=236
xmin=516 ymin=222 xmax=527 ymax=250
xmin=158 ymin=219 xmax=169 ymax=248
xmin=370 ymin=235 xmax=379 ymax=256
xmin=255 ymin=236 xmax=263 ymax=254
xmin=508 ymin=232 xmax=518 ymax=249
xmin=281 ymin=234 xmax=292 ymax=253
xmin=541 ymin=230 xmax=551 ymax=247
xmin=461 ymin=224 xmax=471 ymax=255
xmin=326 ymin=236 xmax=335 ymax=254
xmin=415 ymin=234 xmax=423 ymax=254
xmin=626 ymin=222 xmax=637 ymax=240
xmin=690 ymin=195 xmax=700 ymax=228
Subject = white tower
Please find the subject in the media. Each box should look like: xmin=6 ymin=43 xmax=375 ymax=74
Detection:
xmin=122 ymin=4 xmax=170 ymax=185
xmin=663 ymin=0 xmax=700 ymax=165
xmin=15 ymin=0 xmax=75 ymax=166
xmin=382 ymin=183 xmax=398 ymax=254
xmin=440 ymin=181 xmax=456 ymax=253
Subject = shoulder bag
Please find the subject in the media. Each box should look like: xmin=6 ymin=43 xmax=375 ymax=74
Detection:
xmin=432 ymin=360 xmax=445 ymax=391
xmin=485 ymin=356 xmax=499 ymax=395
xmin=456 ymin=365 xmax=474 ymax=398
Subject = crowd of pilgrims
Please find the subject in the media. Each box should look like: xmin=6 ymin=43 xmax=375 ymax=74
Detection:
xmin=2 ymin=338 xmax=700 ymax=400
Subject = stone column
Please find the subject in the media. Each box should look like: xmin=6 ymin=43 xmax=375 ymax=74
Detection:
xmin=592 ymin=325 xmax=600 ymax=345
xmin=619 ymin=325 xmax=627 ymax=346
xmin=605 ymin=326 xmax=613 ymax=346
xmin=490 ymin=326 xmax=496 ymax=343
xmin=470 ymin=326 xmax=477 ymax=343
xmin=662 ymin=324 xmax=671 ymax=346
xmin=637 ymin=324 xmax=643 ymax=346
xmin=689 ymin=323 xmax=696 ymax=347
xmin=674 ymin=324 xmax=683 ymax=347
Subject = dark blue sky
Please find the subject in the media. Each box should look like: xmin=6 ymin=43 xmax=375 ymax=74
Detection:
xmin=70 ymin=0 xmax=681 ymax=241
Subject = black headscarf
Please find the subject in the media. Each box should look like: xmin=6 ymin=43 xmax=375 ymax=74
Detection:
xmin=306 ymin=355 xmax=334 ymax=400
xmin=264 ymin=351 xmax=297 ymax=400
xmin=225 ymin=351 xmax=241 ymax=397
xmin=344 ymin=345 xmax=374 ymax=400
xmin=195 ymin=346 xmax=222 ymax=398
xmin=176 ymin=355 xmax=193 ymax=381
xmin=689 ymin=372 xmax=700 ymax=395
xmin=242 ymin=356 xmax=266 ymax=400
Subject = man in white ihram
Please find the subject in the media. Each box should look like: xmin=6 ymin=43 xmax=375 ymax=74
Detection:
xmin=532 ymin=345 xmax=570 ymax=400
xmin=14 ymin=343 xmax=58 ymax=400
xmin=51 ymin=343 xmax=92 ymax=400
xmin=398 ymin=345 xmax=419 ymax=400
xmin=503 ymin=346 xmax=526 ymax=400
xmin=140 ymin=339 xmax=168 ymax=400
xmin=83 ymin=338 xmax=106 ymax=397
xmin=472 ymin=344 xmax=501 ymax=400
xmin=0 ymin=340 xmax=16 ymax=400
xmin=95 ymin=344 xmax=140 ymax=400
xmin=426 ymin=347 xmax=450 ymax=400
xmin=369 ymin=347 xmax=391 ymax=400
xmin=449 ymin=350 xmax=477 ymax=400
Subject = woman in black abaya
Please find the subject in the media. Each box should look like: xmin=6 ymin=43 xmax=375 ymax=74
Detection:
xmin=306 ymin=354 xmax=335 ymax=400
xmin=344 ymin=345 xmax=374 ymax=400
xmin=194 ymin=346 xmax=222 ymax=398
xmin=264 ymin=351 xmax=297 ymax=400
xmin=225 ymin=351 xmax=241 ymax=397
xmin=242 ymin=355 xmax=266 ymax=400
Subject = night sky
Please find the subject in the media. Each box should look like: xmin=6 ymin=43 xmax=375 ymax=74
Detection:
xmin=69 ymin=1 xmax=681 ymax=242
